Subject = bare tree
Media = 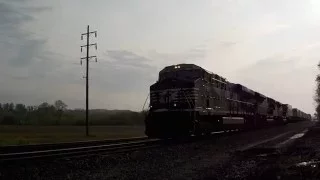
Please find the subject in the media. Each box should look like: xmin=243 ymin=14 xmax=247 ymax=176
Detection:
xmin=54 ymin=100 xmax=67 ymax=125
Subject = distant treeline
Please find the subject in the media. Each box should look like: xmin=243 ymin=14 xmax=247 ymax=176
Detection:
xmin=0 ymin=100 xmax=147 ymax=126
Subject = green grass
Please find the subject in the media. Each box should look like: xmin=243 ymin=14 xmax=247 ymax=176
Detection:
xmin=0 ymin=125 xmax=145 ymax=146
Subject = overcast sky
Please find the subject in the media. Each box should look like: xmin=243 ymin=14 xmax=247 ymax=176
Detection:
xmin=0 ymin=0 xmax=318 ymax=113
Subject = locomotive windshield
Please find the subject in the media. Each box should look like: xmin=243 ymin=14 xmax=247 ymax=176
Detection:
xmin=159 ymin=69 xmax=203 ymax=82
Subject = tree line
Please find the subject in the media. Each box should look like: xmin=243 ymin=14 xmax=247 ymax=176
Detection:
xmin=316 ymin=63 xmax=320 ymax=120
xmin=0 ymin=100 xmax=146 ymax=126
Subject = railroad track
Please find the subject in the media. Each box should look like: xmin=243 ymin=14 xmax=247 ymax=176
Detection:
xmin=0 ymin=129 xmax=244 ymax=162
xmin=0 ymin=137 xmax=161 ymax=162
xmin=0 ymin=136 xmax=150 ymax=154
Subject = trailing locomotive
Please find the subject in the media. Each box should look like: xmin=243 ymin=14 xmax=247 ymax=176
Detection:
xmin=145 ymin=64 xmax=311 ymax=138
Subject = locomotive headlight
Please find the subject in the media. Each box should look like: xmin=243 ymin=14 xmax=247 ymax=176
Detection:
xmin=174 ymin=103 xmax=177 ymax=107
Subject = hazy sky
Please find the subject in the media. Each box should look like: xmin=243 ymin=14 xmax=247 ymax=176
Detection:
xmin=0 ymin=0 xmax=319 ymax=113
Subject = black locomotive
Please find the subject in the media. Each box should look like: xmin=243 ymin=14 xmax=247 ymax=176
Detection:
xmin=145 ymin=64 xmax=311 ymax=138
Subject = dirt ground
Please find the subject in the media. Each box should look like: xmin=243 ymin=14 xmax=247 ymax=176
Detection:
xmin=223 ymin=121 xmax=320 ymax=180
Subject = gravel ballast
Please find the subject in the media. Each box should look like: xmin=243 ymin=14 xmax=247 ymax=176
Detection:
xmin=0 ymin=121 xmax=314 ymax=180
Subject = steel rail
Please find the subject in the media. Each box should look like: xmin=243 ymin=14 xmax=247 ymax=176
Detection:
xmin=0 ymin=139 xmax=161 ymax=161
xmin=0 ymin=128 xmax=245 ymax=162
xmin=0 ymin=136 xmax=148 ymax=154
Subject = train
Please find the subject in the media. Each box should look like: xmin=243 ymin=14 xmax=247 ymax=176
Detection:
xmin=145 ymin=64 xmax=311 ymax=138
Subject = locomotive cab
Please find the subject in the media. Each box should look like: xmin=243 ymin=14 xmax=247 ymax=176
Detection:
xmin=146 ymin=64 xmax=203 ymax=137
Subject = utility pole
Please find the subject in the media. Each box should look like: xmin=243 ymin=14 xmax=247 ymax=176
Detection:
xmin=81 ymin=25 xmax=97 ymax=136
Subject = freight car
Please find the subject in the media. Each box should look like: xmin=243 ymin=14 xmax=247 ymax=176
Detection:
xmin=289 ymin=108 xmax=311 ymax=122
xmin=145 ymin=64 xmax=310 ymax=138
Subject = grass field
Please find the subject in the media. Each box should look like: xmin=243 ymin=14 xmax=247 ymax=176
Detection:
xmin=0 ymin=125 xmax=145 ymax=146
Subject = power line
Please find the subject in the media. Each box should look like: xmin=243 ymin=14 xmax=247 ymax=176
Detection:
xmin=80 ymin=25 xmax=97 ymax=136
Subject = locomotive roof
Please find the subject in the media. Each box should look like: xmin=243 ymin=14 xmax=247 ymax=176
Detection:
xmin=159 ymin=64 xmax=202 ymax=74
xmin=160 ymin=64 xmax=227 ymax=82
